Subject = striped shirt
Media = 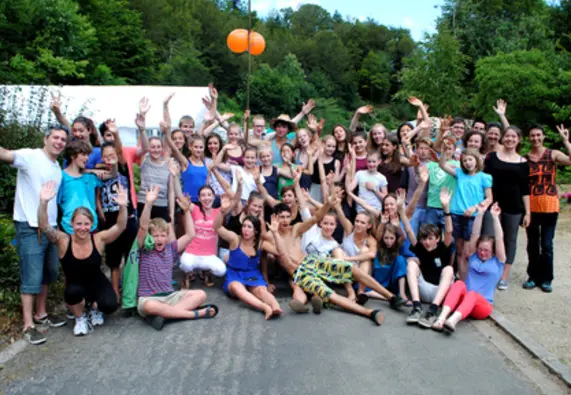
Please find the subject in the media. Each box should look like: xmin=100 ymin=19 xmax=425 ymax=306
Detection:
xmin=137 ymin=154 xmax=170 ymax=207
xmin=137 ymin=241 xmax=178 ymax=297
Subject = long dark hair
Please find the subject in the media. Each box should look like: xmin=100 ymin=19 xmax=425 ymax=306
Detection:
xmin=242 ymin=215 xmax=262 ymax=250
xmin=73 ymin=116 xmax=99 ymax=147
xmin=196 ymin=185 xmax=215 ymax=220
xmin=396 ymin=122 xmax=415 ymax=146
xmin=381 ymin=134 xmax=401 ymax=173
xmin=378 ymin=223 xmax=404 ymax=266
xmin=205 ymin=133 xmax=224 ymax=159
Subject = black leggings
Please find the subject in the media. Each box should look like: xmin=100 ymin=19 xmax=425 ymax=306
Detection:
xmin=104 ymin=217 xmax=138 ymax=269
xmin=64 ymin=271 xmax=118 ymax=314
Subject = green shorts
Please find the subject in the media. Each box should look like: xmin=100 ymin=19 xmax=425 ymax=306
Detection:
xmin=294 ymin=255 xmax=354 ymax=302
xmin=137 ymin=290 xmax=189 ymax=317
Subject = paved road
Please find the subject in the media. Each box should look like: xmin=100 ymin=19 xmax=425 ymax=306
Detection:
xmin=0 ymin=287 xmax=539 ymax=395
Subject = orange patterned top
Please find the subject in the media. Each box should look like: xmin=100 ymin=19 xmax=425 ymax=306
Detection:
xmin=527 ymin=149 xmax=559 ymax=213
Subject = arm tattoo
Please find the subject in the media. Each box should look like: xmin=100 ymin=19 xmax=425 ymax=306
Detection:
xmin=41 ymin=226 xmax=64 ymax=244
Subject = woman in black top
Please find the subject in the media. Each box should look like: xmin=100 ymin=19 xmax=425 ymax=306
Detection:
xmin=38 ymin=181 xmax=127 ymax=336
xmin=483 ymin=126 xmax=530 ymax=291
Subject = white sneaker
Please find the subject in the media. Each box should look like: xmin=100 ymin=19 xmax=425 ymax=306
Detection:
xmin=74 ymin=314 xmax=92 ymax=336
xmin=89 ymin=309 xmax=104 ymax=327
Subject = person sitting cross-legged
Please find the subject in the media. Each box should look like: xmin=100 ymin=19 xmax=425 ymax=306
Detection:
xmin=402 ymin=188 xmax=455 ymax=329
xmin=432 ymin=201 xmax=505 ymax=333
xmin=136 ymin=185 xmax=218 ymax=330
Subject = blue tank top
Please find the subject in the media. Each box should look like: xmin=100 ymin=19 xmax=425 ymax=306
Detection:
xmin=271 ymin=139 xmax=282 ymax=166
xmin=227 ymin=245 xmax=261 ymax=272
xmin=262 ymin=166 xmax=279 ymax=199
xmin=182 ymin=159 xmax=207 ymax=202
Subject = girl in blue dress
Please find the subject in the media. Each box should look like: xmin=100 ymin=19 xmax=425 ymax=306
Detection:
xmin=214 ymin=197 xmax=284 ymax=320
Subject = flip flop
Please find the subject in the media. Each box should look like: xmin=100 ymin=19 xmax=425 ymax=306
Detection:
xmin=193 ymin=304 xmax=219 ymax=319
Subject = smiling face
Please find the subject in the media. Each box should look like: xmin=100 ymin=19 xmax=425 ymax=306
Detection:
xmin=253 ymin=118 xmax=266 ymax=138
xmin=477 ymin=239 xmax=494 ymax=261
xmin=420 ymin=234 xmax=440 ymax=252
xmin=180 ymin=121 xmax=194 ymax=138
xmin=502 ymin=129 xmax=520 ymax=151
xmin=353 ymin=136 xmax=367 ymax=154
xmin=486 ymin=127 xmax=501 ymax=148
xmin=228 ymin=126 xmax=240 ymax=142
xmin=442 ymin=138 xmax=456 ymax=157
xmin=275 ymin=122 xmax=289 ymax=137
xmin=259 ymin=150 xmax=273 ymax=166
xmin=472 ymin=122 xmax=486 ymax=133
xmin=371 ymin=126 xmax=386 ymax=145
xmin=319 ymin=214 xmax=337 ymax=238
xmin=172 ymin=131 xmax=186 ymax=151
xmin=241 ymin=219 xmax=256 ymax=241
xmin=207 ymin=137 xmax=220 ymax=156
xmin=71 ymin=212 xmax=92 ymax=240
xmin=198 ymin=187 xmax=214 ymax=209
xmin=529 ymin=128 xmax=544 ymax=148
xmin=323 ymin=138 xmax=337 ymax=157
xmin=280 ymin=145 xmax=294 ymax=163
xmin=247 ymin=197 xmax=264 ymax=217
xmin=44 ymin=129 xmax=67 ymax=158
xmin=149 ymin=138 xmax=163 ymax=160
xmin=461 ymin=153 xmax=477 ymax=173
xmin=383 ymin=196 xmax=397 ymax=216
xmin=354 ymin=213 xmax=372 ymax=234
xmin=467 ymin=134 xmax=483 ymax=150
xmin=190 ymin=139 xmax=204 ymax=159
xmin=282 ymin=189 xmax=295 ymax=207
xmin=72 ymin=122 xmax=90 ymax=141
xmin=381 ymin=139 xmax=396 ymax=156
xmin=297 ymin=129 xmax=310 ymax=148
xmin=451 ymin=122 xmax=465 ymax=139
xmin=277 ymin=209 xmax=293 ymax=229
xmin=366 ymin=154 xmax=380 ymax=171
xmin=103 ymin=130 xmax=115 ymax=143
xmin=72 ymin=152 xmax=89 ymax=169
xmin=243 ymin=149 xmax=257 ymax=169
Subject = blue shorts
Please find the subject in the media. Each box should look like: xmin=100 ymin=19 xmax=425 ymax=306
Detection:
xmin=452 ymin=214 xmax=475 ymax=241
xmin=14 ymin=221 xmax=60 ymax=294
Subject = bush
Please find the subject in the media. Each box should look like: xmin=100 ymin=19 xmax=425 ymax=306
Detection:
xmin=0 ymin=217 xmax=21 ymax=316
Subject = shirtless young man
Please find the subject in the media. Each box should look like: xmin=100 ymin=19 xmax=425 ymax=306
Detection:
xmin=272 ymin=198 xmax=407 ymax=325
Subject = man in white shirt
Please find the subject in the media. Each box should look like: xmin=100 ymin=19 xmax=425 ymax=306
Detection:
xmin=0 ymin=124 xmax=69 ymax=345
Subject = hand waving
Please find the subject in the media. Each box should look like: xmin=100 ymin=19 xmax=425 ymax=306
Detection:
xmin=40 ymin=181 xmax=58 ymax=202
xmin=356 ymin=105 xmax=373 ymax=115
xmin=408 ymin=96 xmax=424 ymax=107
xmin=112 ymin=184 xmax=128 ymax=207
xmin=268 ymin=214 xmax=280 ymax=233
xmin=145 ymin=185 xmax=160 ymax=205
xmin=176 ymin=195 xmax=192 ymax=212
xmin=302 ymin=99 xmax=316 ymax=115
xmin=493 ymin=99 xmax=507 ymax=117
xmin=139 ymin=97 xmax=151 ymax=116
xmin=556 ymin=124 xmax=569 ymax=142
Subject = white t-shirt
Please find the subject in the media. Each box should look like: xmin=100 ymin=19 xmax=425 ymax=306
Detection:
xmin=231 ymin=166 xmax=265 ymax=201
xmin=355 ymin=170 xmax=387 ymax=212
xmin=299 ymin=208 xmax=339 ymax=257
xmin=11 ymin=149 xmax=62 ymax=227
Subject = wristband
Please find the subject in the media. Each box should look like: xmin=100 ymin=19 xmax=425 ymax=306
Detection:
xmin=443 ymin=212 xmax=452 ymax=217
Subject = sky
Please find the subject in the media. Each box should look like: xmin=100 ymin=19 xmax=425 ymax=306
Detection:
xmin=251 ymin=0 xmax=447 ymax=41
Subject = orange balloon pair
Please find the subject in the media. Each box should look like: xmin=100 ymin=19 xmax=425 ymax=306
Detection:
xmin=227 ymin=29 xmax=265 ymax=56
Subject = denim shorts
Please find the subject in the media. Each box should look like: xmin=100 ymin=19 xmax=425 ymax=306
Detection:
xmin=14 ymin=221 xmax=60 ymax=294
xmin=451 ymin=214 xmax=475 ymax=241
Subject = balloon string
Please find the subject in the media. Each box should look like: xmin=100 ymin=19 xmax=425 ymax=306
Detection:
xmin=246 ymin=0 xmax=252 ymax=112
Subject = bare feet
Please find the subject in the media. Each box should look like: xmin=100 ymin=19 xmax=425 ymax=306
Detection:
xmin=262 ymin=304 xmax=273 ymax=320
xmin=432 ymin=318 xmax=445 ymax=332
xmin=204 ymin=273 xmax=214 ymax=287
xmin=272 ymin=307 xmax=283 ymax=317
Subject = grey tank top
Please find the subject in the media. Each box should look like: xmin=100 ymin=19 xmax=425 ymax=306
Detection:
xmin=138 ymin=155 xmax=170 ymax=207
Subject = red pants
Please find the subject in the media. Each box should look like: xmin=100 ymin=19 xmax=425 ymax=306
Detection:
xmin=443 ymin=281 xmax=492 ymax=320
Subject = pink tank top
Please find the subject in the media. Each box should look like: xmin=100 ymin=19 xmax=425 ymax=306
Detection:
xmin=185 ymin=205 xmax=220 ymax=256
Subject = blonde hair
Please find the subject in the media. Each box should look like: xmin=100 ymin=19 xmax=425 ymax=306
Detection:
xmin=149 ymin=218 xmax=169 ymax=234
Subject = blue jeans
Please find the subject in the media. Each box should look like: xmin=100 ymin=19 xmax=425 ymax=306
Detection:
xmin=14 ymin=221 xmax=59 ymax=294
xmin=410 ymin=208 xmax=426 ymax=236
xmin=526 ymin=213 xmax=557 ymax=283
xmin=424 ymin=207 xmax=444 ymax=228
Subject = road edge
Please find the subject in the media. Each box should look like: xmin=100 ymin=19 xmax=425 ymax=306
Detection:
xmin=490 ymin=311 xmax=571 ymax=388
xmin=0 ymin=339 xmax=27 ymax=366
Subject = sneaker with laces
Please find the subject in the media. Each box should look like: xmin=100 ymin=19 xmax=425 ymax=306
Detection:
xmin=389 ymin=295 xmax=407 ymax=309
xmin=497 ymin=279 xmax=508 ymax=291
xmin=74 ymin=314 xmax=92 ymax=336
xmin=67 ymin=310 xmax=75 ymax=320
xmin=33 ymin=314 xmax=67 ymax=328
xmin=522 ymin=279 xmax=536 ymax=290
xmin=418 ymin=311 xmax=437 ymax=328
xmin=89 ymin=309 xmax=104 ymax=327
xmin=406 ymin=307 xmax=423 ymax=324
xmin=23 ymin=327 xmax=47 ymax=345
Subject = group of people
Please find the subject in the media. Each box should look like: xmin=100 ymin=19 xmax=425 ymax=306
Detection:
xmin=3 ymin=85 xmax=568 ymax=345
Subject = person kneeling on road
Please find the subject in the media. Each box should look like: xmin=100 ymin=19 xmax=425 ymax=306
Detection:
xmin=136 ymin=185 xmax=218 ymax=331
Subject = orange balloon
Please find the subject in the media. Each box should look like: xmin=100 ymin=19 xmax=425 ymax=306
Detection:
xmin=227 ymin=29 xmax=249 ymax=53
xmin=249 ymin=32 xmax=266 ymax=56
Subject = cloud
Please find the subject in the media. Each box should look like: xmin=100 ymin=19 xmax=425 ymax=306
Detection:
xmin=252 ymin=0 xmax=321 ymax=14
xmin=403 ymin=16 xmax=415 ymax=28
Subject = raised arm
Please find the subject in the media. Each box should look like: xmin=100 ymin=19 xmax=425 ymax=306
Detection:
xmin=438 ymin=149 xmax=456 ymax=177
xmin=38 ymin=181 xmax=69 ymax=251
xmin=350 ymin=105 xmax=372 ymax=133
xmin=405 ymin=166 xmax=428 ymax=219
xmin=161 ymin=120 xmax=187 ymax=171
xmin=554 ymin=124 xmax=571 ymax=166
xmin=489 ymin=203 xmax=506 ymax=262
xmin=347 ymin=191 xmax=381 ymax=218
xmin=163 ymin=92 xmax=175 ymax=127
xmin=255 ymin=176 xmax=280 ymax=208
xmin=291 ymin=99 xmax=315 ymax=125
xmin=465 ymin=200 xmax=491 ymax=256
xmin=50 ymin=92 xmax=71 ymax=129
xmin=97 ymin=184 xmax=128 ymax=245
xmin=214 ymin=195 xmax=240 ymax=248
xmin=0 ymin=146 xmax=15 ymax=164
xmin=398 ymin=190 xmax=417 ymax=246
xmin=408 ymin=97 xmax=430 ymax=125
xmin=439 ymin=187 xmax=453 ymax=247
xmin=137 ymin=185 xmax=159 ymax=248
xmin=493 ymin=99 xmax=510 ymax=130
xmin=135 ymin=97 xmax=151 ymax=157
xmin=294 ymin=193 xmax=335 ymax=236
xmin=174 ymin=195 xmax=196 ymax=253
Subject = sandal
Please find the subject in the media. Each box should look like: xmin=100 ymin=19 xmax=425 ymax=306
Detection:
xmin=369 ymin=309 xmax=385 ymax=326
xmin=193 ymin=304 xmax=219 ymax=319
xmin=431 ymin=318 xmax=445 ymax=332
xmin=443 ymin=320 xmax=456 ymax=334
xmin=402 ymin=298 xmax=413 ymax=307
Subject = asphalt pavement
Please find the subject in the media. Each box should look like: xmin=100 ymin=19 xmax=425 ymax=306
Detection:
xmin=0 ymin=287 xmax=540 ymax=395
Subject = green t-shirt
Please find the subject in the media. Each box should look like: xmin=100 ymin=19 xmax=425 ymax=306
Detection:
xmin=277 ymin=164 xmax=297 ymax=198
xmin=426 ymin=160 xmax=459 ymax=209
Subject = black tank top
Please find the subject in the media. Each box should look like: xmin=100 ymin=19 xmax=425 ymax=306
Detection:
xmin=61 ymin=235 xmax=102 ymax=285
xmin=312 ymin=158 xmax=337 ymax=184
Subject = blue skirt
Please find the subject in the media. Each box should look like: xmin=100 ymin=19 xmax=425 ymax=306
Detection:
xmin=223 ymin=268 xmax=267 ymax=295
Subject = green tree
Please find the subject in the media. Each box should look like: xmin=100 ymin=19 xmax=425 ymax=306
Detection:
xmin=397 ymin=28 xmax=469 ymax=115
xmin=358 ymin=51 xmax=392 ymax=103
